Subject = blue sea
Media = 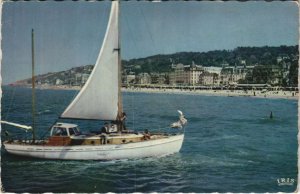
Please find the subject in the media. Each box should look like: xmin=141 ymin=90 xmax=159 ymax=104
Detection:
xmin=1 ymin=86 xmax=298 ymax=193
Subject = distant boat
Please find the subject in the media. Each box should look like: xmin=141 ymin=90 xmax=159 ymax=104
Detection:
xmin=2 ymin=1 xmax=187 ymax=160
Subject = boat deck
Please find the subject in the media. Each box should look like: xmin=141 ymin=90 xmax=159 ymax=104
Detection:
xmin=4 ymin=132 xmax=173 ymax=146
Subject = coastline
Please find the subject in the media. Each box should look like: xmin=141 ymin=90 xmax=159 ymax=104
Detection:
xmin=123 ymin=87 xmax=298 ymax=100
xmin=6 ymin=84 xmax=298 ymax=100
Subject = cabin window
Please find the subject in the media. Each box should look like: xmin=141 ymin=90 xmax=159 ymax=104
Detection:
xmin=69 ymin=127 xmax=79 ymax=135
xmin=61 ymin=128 xmax=68 ymax=136
xmin=52 ymin=127 xmax=62 ymax=136
xmin=69 ymin=128 xmax=75 ymax=135
xmin=52 ymin=127 xmax=68 ymax=136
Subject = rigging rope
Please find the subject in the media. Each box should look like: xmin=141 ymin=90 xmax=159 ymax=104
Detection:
xmin=122 ymin=3 xmax=184 ymax=131
xmin=39 ymin=118 xmax=60 ymax=140
xmin=137 ymin=4 xmax=158 ymax=53
xmin=4 ymin=86 xmax=16 ymax=120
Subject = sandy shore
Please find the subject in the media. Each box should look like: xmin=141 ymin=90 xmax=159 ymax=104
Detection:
xmin=14 ymin=84 xmax=298 ymax=100
xmin=123 ymin=87 xmax=298 ymax=100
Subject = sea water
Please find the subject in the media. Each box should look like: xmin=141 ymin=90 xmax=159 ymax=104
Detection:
xmin=1 ymin=86 xmax=298 ymax=192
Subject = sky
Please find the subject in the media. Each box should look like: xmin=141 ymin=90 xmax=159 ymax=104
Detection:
xmin=1 ymin=1 xmax=299 ymax=84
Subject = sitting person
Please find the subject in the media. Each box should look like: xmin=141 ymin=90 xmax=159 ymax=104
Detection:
xmin=100 ymin=133 xmax=107 ymax=144
xmin=55 ymin=130 xmax=62 ymax=136
xmin=108 ymin=121 xmax=118 ymax=133
xmin=101 ymin=122 xmax=109 ymax=134
xmin=143 ymin=129 xmax=151 ymax=140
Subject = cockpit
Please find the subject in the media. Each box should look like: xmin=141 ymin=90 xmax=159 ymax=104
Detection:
xmin=50 ymin=123 xmax=80 ymax=137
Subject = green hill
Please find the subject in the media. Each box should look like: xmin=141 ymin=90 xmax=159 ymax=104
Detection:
xmin=123 ymin=45 xmax=298 ymax=74
xmin=12 ymin=45 xmax=298 ymax=87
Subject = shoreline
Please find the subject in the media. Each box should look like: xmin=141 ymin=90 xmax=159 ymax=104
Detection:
xmin=6 ymin=84 xmax=299 ymax=100
xmin=124 ymin=87 xmax=298 ymax=100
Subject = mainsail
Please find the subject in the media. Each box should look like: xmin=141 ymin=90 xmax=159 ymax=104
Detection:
xmin=61 ymin=1 xmax=121 ymax=120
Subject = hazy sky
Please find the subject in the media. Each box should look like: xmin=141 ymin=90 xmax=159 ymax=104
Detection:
xmin=1 ymin=1 xmax=298 ymax=84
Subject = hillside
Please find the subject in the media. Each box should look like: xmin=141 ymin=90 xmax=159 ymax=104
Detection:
xmin=123 ymin=45 xmax=298 ymax=74
xmin=12 ymin=65 xmax=94 ymax=86
xmin=11 ymin=45 xmax=298 ymax=86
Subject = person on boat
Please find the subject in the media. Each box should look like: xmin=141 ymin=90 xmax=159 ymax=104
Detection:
xmin=54 ymin=128 xmax=62 ymax=136
xmin=179 ymin=113 xmax=187 ymax=126
xmin=171 ymin=110 xmax=187 ymax=128
xmin=101 ymin=122 xmax=109 ymax=134
xmin=108 ymin=121 xmax=118 ymax=133
xmin=100 ymin=133 xmax=107 ymax=144
xmin=143 ymin=129 xmax=151 ymax=140
xmin=117 ymin=112 xmax=127 ymax=132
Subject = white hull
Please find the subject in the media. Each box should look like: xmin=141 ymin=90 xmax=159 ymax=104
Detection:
xmin=3 ymin=134 xmax=184 ymax=160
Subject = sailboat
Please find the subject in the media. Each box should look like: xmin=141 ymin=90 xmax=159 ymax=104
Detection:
xmin=2 ymin=1 xmax=187 ymax=160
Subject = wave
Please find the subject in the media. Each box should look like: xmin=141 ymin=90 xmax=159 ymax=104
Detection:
xmin=37 ymin=109 xmax=53 ymax=115
xmin=196 ymin=135 xmax=239 ymax=144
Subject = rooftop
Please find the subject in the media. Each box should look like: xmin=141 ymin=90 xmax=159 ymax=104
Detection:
xmin=54 ymin=123 xmax=78 ymax=128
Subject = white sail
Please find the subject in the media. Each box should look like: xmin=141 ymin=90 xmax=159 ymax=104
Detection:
xmin=61 ymin=1 xmax=120 ymax=120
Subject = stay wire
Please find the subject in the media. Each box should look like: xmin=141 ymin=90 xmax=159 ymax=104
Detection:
xmin=138 ymin=4 xmax=182 ymax=116
xmin=4 ymin=86 xmax=16 ymax=121
xmin=39 ymin=118 xmax=60 ymax=140
xmin=137 ymin=4 xmax=157 ymax=53
xmin=124 ymin=3 xmax=180 ymax=131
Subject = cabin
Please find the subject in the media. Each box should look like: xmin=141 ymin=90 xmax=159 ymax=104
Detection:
xmin=46 ymin=123 xmax=80 ymax=146
xmin=50 ymin=123 xmax=80 ymax=137
xmin=46 ymin=122 xmax=149 ymax=146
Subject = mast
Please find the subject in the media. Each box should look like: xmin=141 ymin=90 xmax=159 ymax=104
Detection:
xmin=31 ymin=29 xmax=36 ymax=142
xmin=117 ymin=0 xmax=123 ymax=119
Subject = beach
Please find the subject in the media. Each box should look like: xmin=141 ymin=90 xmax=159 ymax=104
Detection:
xmin=12 ymin=84 xmax=298 ymax=100
xmin=123 ymin=87 xmax=298 ymax=100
